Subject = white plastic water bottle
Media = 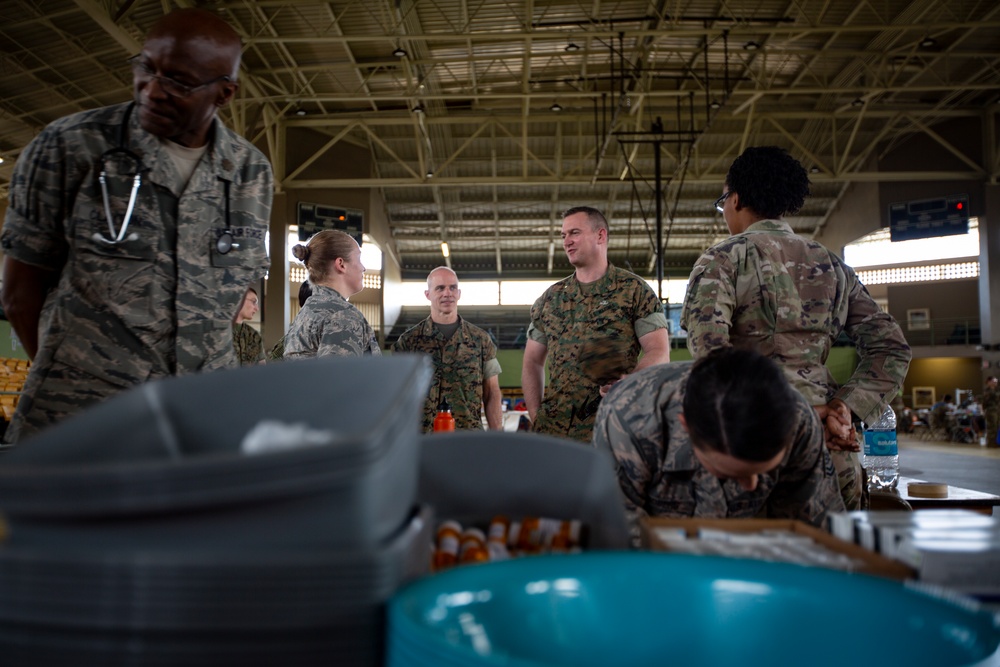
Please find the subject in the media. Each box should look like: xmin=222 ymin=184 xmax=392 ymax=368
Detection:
xmin=863 ymin=405 xmax=898 ymax=490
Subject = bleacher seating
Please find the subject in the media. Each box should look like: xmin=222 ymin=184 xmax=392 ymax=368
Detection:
xmin=0 ymin=357 xmax=30 ymax=423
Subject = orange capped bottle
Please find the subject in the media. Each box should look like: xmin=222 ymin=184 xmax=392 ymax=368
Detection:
xmin=432 ymin=520 xmax=462 ymax=571
xmin=433 ymin=399 xmax=456 ymax=432
xmin=459 ymin=528 xmax=490 ymax=564
xmin=486 ymin=515 xmax=511 ymax=561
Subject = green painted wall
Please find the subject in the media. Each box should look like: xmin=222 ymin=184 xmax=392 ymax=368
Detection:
xmin=0 ymin=321 xmax=29 ymax=361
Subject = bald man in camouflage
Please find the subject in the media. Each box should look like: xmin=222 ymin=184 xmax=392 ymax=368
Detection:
xmin=392 ymin=267 xmax=503 ymax=432
xmin=0 ymin=9 xmax=272 ymax=444
xmin=682 ymin=147 xmax=911 ymax=509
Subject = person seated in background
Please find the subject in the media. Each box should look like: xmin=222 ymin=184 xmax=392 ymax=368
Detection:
xmin=592 ymin=348 xmax=845 ymax=546
xmin=233 ymin=287 xmax=265 ymax=366
xmin=268 ymin=281 xmax=313 ymax=361
xmin=930 ymin=395 xmax=955 ymax=434
xmin=891 ymin=396 xmax=913 ymax=434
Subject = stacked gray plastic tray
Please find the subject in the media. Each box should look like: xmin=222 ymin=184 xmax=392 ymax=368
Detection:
xmin=0 ymin=354 xmax=433 ymax=666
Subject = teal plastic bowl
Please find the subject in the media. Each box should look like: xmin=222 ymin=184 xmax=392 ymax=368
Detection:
xmin=387 ymin=552 xmax=1000 ymax=667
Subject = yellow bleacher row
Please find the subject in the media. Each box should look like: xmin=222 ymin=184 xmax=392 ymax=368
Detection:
xmin=0 ymin=357 xmax=30 ymax=422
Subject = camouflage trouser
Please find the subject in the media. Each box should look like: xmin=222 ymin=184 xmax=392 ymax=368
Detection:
xmin=830 ymin=450 xmax=862 ymax=511
xmin=986 ymin=411 xmax=999 ymax=447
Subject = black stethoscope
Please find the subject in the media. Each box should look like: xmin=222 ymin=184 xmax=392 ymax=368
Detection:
xmin=95 ymin=103 xmax=237 ymax=254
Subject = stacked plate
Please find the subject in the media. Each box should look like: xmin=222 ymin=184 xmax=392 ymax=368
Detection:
xmin=387 ymin=552 xmax=1000 ymax=667
xmin=0 ymin=356 xmax=434 ymax=666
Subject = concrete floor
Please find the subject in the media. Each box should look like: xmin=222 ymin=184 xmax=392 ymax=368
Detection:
xmin=897 ymin=433 xmax=1000 ymax=496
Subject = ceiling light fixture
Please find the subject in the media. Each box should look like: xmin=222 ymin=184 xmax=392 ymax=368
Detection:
xmin=550 ymin=102 xmax=563 ymax=112
xmin=426 ymin=170 xmax=434 ymax=178
xmin=742 ymin=41 xmax=760 ymax=51
xmin=440 ymin=241 xmax=450 ymax=258
xmin=295 ymin=107 xmax=306 ymax=116
xmin=709 ymin=99 xmax=721 ymax=110
xmin=919 ymin=36 xmax=937 ymax=49
xmin=392 ymin=46 xmax=407 ymax=58
xmin=565 ymin=43 xmax=580 ymax=52
xmin=810 ymin=166 xmax=820 ymax=174
xmin=851 ymin=97 xmax=864 ymax=107
xmin=412 ymin=104 xmax=425 ymax=114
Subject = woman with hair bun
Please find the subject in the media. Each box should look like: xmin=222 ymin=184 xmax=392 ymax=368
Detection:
xmin=284 ymin=230 xmax=381 ymax=358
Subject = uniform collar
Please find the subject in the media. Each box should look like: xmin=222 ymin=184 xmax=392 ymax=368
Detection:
xmin=556 ymin=263 xmax=619 ymax=295
xmin=124 ymin=102 xmax=239 ymax=196
xmin=743 ymin=219 xmax=794 ymax=235
xmin=419 ymin=314 xmax=465 ymax=337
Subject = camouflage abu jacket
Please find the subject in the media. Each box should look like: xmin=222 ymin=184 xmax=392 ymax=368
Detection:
xmin=233 ymin=322 xmax=265 ymax=366
xmin=284 ymin=284 xmax=381 ymax=359
xmin=593 ymin=362 xmax=846 ymax=546
xmin=392 ymin=316 xmax=501 ymax=431
xmin=527 ymin=264 xmax=666 ymax=442
xmin=681 ymin=219 xmax=911 ymax=425
xmin=1 ymin=102 xmax=272 ymax=443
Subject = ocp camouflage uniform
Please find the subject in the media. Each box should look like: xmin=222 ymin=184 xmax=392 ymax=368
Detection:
xmin=593 ymin=362 xmax=845 ymax=546
xmin=527 ymin=264 xmax=668 ymax=442
xmin=983 ymin=386 xmax=1000 ymax=445
xmin=392 ymin=316 xmax=502 ymax=431
xmin=284 ymin=284 xmax=381 ymax=359
xmin=681 ymin=219 xmax=911 ymax=510
xmin=233 ymin=322 xmax=265 ymax=366
xmin=1 ymin=102 xmax=272 ymax=444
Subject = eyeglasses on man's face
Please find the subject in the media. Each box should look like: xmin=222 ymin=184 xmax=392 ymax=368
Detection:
xmin=129 ymin=55 xmax=231 ymax=98
xmin=714 ymin=191 xmax=732 ymax=214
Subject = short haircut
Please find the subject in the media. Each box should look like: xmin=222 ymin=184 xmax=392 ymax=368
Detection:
xmin=725 ymin=146 xmax=811 ymax=220
xmin=562 ymin=205 xmax=609 ymax=234
xmin=681 ymin=348 xmax=798 ymax=462
xmin=298 ymin=281 xmax=313 ymax=308
xmin=291 ymin=230 xmax=359 ymax=285
xmin=427 ymin=266 xmax=458 ymax=289
xmin=245 ymin=286 xmax=257 ymax=297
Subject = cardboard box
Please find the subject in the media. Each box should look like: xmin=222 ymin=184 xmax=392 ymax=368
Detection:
xmin=641 ymin=517 xmax=915 ymax=581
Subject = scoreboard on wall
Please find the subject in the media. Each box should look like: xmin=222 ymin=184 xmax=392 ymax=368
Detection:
xmin=888 ymin=194 xmax=969 ymax=242
xmin=297 ymin=203 xmax=364 ymax=244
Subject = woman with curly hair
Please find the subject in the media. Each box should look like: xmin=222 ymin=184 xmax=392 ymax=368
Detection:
xmin=681 ymin=146 xmax=911 ymax=510
xmin=284 ymin=230 xmax=381 ymax=359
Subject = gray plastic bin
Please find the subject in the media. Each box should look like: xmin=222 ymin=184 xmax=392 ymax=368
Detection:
xmin=0 ymin=355 xmax=432 ymax=551
xmin=417 ymin=431 xmax=630 ymax=549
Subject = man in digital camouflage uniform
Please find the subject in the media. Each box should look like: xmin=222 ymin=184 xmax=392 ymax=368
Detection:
xmin=0 ymin=8 xmax=272 ymax=444
xmin=392 ymin=267 xmax=502 ymax=432
xmin=233 ymin=287 xmax=265 ymax=365
xmin=523 ymin=206 xmax=671 ymax=443
xmin=682 ymin=146 xmax=911 ymax=509
xmin=593 ymin=348 xmax=845 ymax=546
xmin=983 ymin=376 xmax=999 ymax=446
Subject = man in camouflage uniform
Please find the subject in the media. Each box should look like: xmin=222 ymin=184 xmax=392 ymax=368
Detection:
xmin=392 ymin=267 xmax=502 ymax=431
xmin=233 ymin=287 xmax=265 ymax=365
xmin=682 ymin=146 xmax=911 ymax=509
xmin=593 ymin=349 xmax=845 ymax=546
xmin=983 ymin=376 xmax=999 ymax=446
xmin=523 ymin=206 xmax=671 ymax=442
xmin=0 ymin=9 xmax=272 ymax=444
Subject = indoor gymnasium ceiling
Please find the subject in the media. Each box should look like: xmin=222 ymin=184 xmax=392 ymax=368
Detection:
xmin=1 ymin=0 xmax=998 ymax=281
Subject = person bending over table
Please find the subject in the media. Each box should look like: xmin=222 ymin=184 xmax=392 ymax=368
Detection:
xmin=592 ymin=348 xmax=845 ymax=546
